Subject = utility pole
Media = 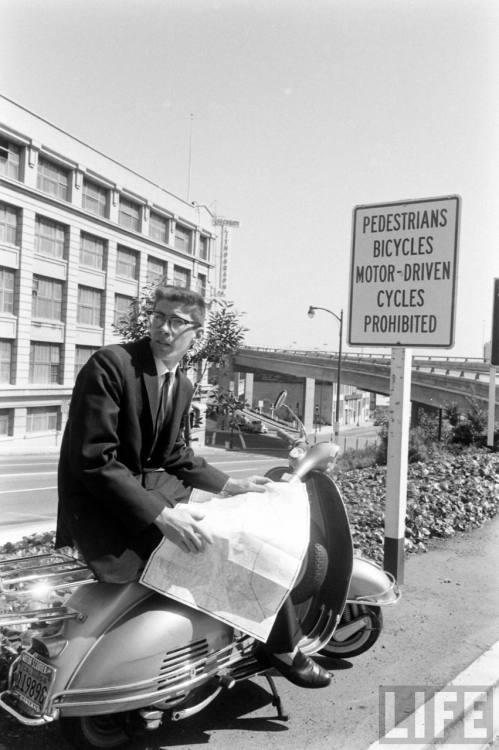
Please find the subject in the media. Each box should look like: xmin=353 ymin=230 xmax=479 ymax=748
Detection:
xmin=186 ymin=113 xmax=194 ymax=203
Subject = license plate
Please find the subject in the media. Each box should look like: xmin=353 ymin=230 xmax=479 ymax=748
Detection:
xmin=11 ymin=652 xmax=56 ymax=714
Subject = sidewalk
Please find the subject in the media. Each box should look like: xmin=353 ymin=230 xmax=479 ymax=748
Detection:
xmin=360 ymin=513 xmax=499 ymax=750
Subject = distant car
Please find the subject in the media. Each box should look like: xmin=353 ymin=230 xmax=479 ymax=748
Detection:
xmin=241 ymin=419 xmax=268 ymax=434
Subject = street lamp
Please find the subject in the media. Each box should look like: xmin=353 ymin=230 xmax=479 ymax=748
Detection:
xmin=307 ymin=305 xmax=343 ymax=440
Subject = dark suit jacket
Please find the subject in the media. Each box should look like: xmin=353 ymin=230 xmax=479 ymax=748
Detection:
xmin=56 ymin=337 xmax=228 ymax=581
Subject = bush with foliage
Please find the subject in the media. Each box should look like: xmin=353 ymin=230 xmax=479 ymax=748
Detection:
xmin=375 ymin=417 xmax=437 ymax=465
xmin=336 ymin=447 xmax=498 ymax=564
xmin=445 ymin=399 xmax=488 ymax=446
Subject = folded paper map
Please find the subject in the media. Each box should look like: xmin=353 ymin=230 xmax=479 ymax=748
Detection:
xmin=140 ymin=480 xmax=310 ymax=641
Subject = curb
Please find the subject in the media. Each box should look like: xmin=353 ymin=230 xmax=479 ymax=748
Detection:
xmin=0 ymin=521 xmax=56 ymax=547
xmin=367 ymin=640 xmax=499 ymax=749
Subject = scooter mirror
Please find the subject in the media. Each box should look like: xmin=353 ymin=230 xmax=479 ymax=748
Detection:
xmin=273 ymin=390 xmax=288 ymax=410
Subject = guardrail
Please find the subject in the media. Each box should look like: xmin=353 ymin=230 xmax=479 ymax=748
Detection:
xmin=239 ymin=348 xmax=492 ymax=382
xmin=242 ymin=346 xmax=487 ymax=365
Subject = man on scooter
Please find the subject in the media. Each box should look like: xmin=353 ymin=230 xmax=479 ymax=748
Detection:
xmin=56 ymin=284 xmax=330 ymax=689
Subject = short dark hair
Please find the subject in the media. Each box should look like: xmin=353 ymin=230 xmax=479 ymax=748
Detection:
xmin=153 ymin=285 xmax=206 ymax=324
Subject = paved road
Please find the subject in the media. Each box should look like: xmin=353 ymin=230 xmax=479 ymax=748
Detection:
xmin=0 ymin=425 xmax=376 ymax=542
xmin=0 ymin=450 xmax=285 ymax=543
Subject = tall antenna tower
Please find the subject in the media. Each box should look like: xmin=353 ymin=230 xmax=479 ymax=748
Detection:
xmin=186 ymin=113 xmax=194 ymax=202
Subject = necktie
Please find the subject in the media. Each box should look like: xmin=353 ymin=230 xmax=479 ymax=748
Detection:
xmin=155 ymin=372 xmax=172 ymax=435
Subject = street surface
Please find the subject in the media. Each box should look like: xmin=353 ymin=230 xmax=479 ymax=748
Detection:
xmin=0 ymin=450 xmax=284 ymax=544
xmin=0 ymin=424 xmax=377 ymax=543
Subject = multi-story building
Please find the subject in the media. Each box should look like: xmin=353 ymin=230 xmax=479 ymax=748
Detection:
xmin=0 ymin=96 xmax=218 ymax=452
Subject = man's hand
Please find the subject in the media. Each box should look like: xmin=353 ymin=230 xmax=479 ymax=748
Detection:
xmin=154 ymin=505 xmax=213 ymax=553
xmin=223 ymin=475 xmax=272 ymax=496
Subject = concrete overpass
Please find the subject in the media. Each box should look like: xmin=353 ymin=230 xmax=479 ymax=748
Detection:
xmin=233 ymin=347 xmax=498 ymax=431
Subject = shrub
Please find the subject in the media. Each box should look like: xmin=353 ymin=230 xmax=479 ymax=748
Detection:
xmin=336 ymin=444 xmax=378 ymax=472
xmin=447 ymin=398 xmax=488 ymax=446
xmin=375 ymin=407 xmax=451 ymax=465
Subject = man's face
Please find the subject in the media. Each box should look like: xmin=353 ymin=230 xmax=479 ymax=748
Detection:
xmin=149 ymin=299 xmax=203 ymax=366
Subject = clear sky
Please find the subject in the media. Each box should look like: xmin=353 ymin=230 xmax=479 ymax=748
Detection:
xmin=1 ymin=0 xmax=498 ymax=357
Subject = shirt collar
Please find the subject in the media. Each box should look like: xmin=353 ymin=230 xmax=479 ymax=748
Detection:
xmin=153 ymin=358 xmax=179 ymax=378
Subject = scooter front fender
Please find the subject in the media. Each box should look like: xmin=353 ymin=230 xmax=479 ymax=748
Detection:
xmin=347 ymin=557 xmax=400 ymax=606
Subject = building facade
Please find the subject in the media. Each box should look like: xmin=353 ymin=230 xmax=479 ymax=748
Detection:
xmin=0 ymin=96 xmax=218 ymax=452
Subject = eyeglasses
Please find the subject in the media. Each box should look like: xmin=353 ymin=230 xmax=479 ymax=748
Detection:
xmin=149 ymin=311 xmax=200 ymax=333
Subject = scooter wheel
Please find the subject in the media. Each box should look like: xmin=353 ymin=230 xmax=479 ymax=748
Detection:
xmin=60 ymin=714 xmax=132 ymax=750
xmin=319 ymin=604 xmax=383 ymax=658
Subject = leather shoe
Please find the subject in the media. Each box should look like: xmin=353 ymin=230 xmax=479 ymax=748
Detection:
xmin=257 ymin=648 xmax=331 ymax=689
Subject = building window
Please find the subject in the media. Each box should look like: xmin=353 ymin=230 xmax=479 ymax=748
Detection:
xmin=26 ymin=406 xmax=60 ymax=433
xmin=0 ymin=409 xmax=14 ymax=436
xmin=173 ymin=265 xmax=190 ymax=289
xmin=32 ymin=276 xmax=63 ymax=321
xmin=35 ymin=216 xmax=67 ymax=259
xmin=80 ymin=232 xmax=106 ymax=270
xmin=82 ymin=178 xmax=108 ymax=217
xmin=74 ymin=345 xmax=98 ymax=379
xmin=0 ymin=202 xmax=20 ymax=246
xmin=174 ymin=224 xmax=192 ymax=254
xmin=197 ymin=273 xmax=207 ymax=297
xmin=37 ymin=156 xmax=69 ymax=201
xmin=114 ymin=294 xmax=133 ymax=327
xmin=118 ymin=196 xmax=141 ymax=231
xmin=0 ymin=340 xmax=13 ymax=383
xmin=149 ymin=212 xmax=168 ymax=243
xmin=77 ymin=286 xmax=103 ymax=327
xmin=146 ymin=256 xmax=166 ymax=284
xmin=199 ymin=235 xmax=209 ymax=261
xmin=116 ymin=245 xmax=138 ymax=279
xmin=0 ymin=268 xmax=15 ymax=314
xmin=29 ymin=343 xmax=62 ymax=384
xmin=0 ymin=138 xmax=21 ymax=180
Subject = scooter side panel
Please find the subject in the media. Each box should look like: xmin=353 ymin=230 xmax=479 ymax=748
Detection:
xmin=66 ymin=594 xmax=233 ymax=691
xmin=38 ymin=581 xmax=232 ymax=712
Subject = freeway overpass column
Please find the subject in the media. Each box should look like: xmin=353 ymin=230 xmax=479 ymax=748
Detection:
xmin=303 ymin=377 xmax=315 ymax=433
xmin=244 ymin=372 xmax=254 ymax=408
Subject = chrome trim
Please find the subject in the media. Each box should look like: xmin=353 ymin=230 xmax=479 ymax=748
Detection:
xmin=45 ymin=640 xmax=250 ymax=713
xmin=348 ymin=571 xmax=401 ymax=606
xmin=171 ymin=687 xmax=222 ymax=721
xmin=0 ymin=691 xmax=56 ymax=726
xmin=0 ymin=607 xmax=82 ymax=629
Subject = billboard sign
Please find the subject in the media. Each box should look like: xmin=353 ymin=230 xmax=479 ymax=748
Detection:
xmin=349 ymin=195 xmax=460 ymax=347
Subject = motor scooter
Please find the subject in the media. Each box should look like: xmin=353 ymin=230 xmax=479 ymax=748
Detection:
xmin=0 ymin=417 xmax=399 ymax=750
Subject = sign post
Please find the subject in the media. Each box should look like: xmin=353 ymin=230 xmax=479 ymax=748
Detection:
xmin=385 ymin=347 xmax=412 ymax=580
xmin=349 ymin=195 xmax=460 ymax=582
xmin=488 ymin=278 xmax=499 ymax=447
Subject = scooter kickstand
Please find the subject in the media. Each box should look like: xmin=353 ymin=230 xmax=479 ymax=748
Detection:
xmin=263 ymin=673 xmax=289 ymax=721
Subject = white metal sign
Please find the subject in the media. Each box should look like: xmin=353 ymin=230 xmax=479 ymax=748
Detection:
xmin=349 ymin=195 xmax=460 ymax=347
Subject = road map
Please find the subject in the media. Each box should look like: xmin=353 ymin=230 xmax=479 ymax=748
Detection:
xmin=140 ymin=480 xmax=310 ymax=641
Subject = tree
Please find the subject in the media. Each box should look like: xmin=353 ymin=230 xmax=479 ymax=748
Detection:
xmin=186 ymin=298 xmax=247 ymax=392
xmin=113 ymin=283 xmax=153 ymax=343
xmin=112 ymin=281 xmax=247 ymax=394
xmin=446 ymin=398 xmax=488 ymax=446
